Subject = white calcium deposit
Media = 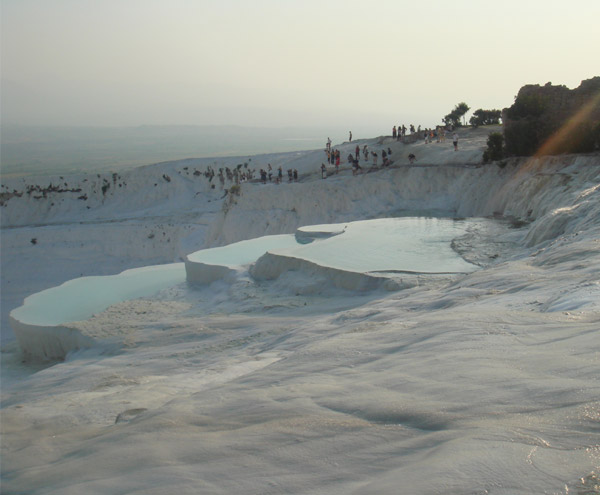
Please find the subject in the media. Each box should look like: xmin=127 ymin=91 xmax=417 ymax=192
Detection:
xmin=1 ymin=128 xmax=599 ymax=494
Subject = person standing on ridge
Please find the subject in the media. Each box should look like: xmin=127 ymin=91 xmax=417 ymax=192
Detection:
xmin=349 ymin=131 xmax=352 ymax=142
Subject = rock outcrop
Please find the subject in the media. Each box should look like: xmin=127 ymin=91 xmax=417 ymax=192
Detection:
xmin=502 ymin=77 xmax=600 ymax=156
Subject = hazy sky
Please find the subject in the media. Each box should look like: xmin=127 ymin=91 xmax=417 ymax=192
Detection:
xmin=2 ymin=0 xmax=599 ymax=130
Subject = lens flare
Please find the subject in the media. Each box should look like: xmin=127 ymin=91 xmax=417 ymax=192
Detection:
xmin=535 ymin=90 xmax=600 ymax=157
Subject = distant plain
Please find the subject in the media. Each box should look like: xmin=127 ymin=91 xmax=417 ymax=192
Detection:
xmin=1 ymin=125 xmax=358 ymax=177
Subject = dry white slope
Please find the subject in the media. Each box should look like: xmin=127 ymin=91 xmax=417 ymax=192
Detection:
xmin=1 ymin=127 xmax=600 ymax=494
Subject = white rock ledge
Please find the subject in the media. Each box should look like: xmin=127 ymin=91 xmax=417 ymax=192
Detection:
xmin=10 ymin=264 xmax=185 ymax=361
xmin=295 ymin=223 xmax=347 ymax=243
xmin=8 ymin=318 xmax=96 ymax=362
xmin=249 ymin=252 xmax=398 ymax=292
xmin=184 ymin=260 xmax=238 ymax=285
xmin=11 ymin=219 xmax=479 ymax=360
xmin=186 ymin=218 xmax=478 ymax=289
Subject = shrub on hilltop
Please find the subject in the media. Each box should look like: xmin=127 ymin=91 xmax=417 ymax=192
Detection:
xmin=469 ymin=109 xmax=502 ymax=127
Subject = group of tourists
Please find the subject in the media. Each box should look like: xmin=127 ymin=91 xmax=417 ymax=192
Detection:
xmin=217 ymin=167 xmax=248 ymax=188
xmin=325 ymin=147 xmax=341 ymax=168
xmin=317 ymin=124 xmax=460 ymax=180
xmin=355 ymin=146 xmax=394 ymax=174
xmin=259 ymin=164 xmax=299 ymax=184
xmin=392 ymin=125 xmax=408 ymax=140
xmin=419 ymin=126 xmax=449 ymax=144
xmin=321 ymin=143 xmax=395 ymax=178
xmin=392 ymin=124 xmax=432 ymax=140
xmin=393 ymin=124 xmax=459 ymax=150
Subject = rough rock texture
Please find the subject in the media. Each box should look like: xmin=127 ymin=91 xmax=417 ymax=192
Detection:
xmin=502 ymin=77 xmax=600 ymax=156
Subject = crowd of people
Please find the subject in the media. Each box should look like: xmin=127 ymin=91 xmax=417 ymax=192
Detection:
xmin=318 ymin=124 xmax=460 ymax=178
xmin=417 ymin=126 xmax=456 ymax=146
xmin=320 ymin=142 xmax=396 ymax=178
xmin=258 ymin=164 xmax=299 ymax=184
xmin=215 ymin=125 xmax=461 ymax=187
xmin=392 ymin=125 xmax=408 ymax=139
xmin=392 ymin=124 xmax=458 ymax=146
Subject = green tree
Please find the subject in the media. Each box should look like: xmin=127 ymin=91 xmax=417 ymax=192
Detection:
xmin=443 ymin=102 xmax=470 ymax=128
xmin=503 ymin=93 xmax=552 ymax=156
xmin=469 ymin=109 xmax=502 ymax=127
xmin=503 ymin=78 xmax=600 ymax=157
xmin=483 ymin=132 xmax=505 ymax=163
